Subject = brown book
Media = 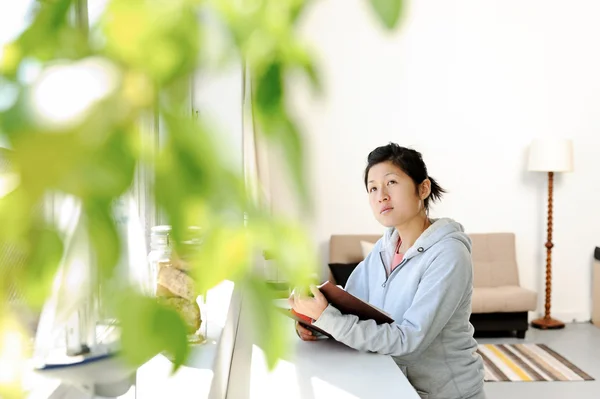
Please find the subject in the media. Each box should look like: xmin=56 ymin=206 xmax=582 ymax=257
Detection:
xmin=285 ymin=281 xmax=394 ymax=339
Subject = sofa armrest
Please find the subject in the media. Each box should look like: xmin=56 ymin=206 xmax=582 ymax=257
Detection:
xmin=472 ymin=286 xmax=537 ymax=314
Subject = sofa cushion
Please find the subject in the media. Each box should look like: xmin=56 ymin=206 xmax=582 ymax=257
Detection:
xmin=470 ymin=233 xmax=520 ymax=288
xmin=360 ymin=241 xmax=376 ymax=259
xmin=328 ymin=262 xmax=359 ymax=288
xmin=472 ymin=286 xmax=537 ymax=313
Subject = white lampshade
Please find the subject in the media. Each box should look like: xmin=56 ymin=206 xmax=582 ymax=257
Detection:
xmin=527 ymin=138 xmax=574 ymax=172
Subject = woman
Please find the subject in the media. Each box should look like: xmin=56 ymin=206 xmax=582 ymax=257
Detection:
xmin=290 ymin=143 xmax=486 ymax=399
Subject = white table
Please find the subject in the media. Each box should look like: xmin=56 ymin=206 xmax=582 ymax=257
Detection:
xmin=226 ymin=301 xmax=420 ymax=399
xmin=26 ymin=282 xmax=419 ymax=399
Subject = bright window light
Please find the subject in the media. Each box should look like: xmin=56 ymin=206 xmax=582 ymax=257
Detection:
xmin=30 ymin=57 xmax=120 ymax=129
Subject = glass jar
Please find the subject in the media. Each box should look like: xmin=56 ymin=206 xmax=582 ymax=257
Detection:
xmin=148 ymin=225 xmax=172 ymax=296
xmin=148 ymin=225 xmax=206 ymax=344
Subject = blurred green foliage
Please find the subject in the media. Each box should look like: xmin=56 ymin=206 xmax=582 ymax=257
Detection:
xmin=0 ymin=0 xmax=403 ymax=392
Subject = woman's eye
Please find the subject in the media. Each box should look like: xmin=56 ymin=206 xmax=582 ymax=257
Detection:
xmin=369 ymin=187 xmax=377 ymax=193
xmin=387 ymin=180 xmax=397 ymax=185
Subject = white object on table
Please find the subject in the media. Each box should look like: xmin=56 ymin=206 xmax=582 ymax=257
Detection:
xmin=227 ymin=299 xmax=420 ymax=399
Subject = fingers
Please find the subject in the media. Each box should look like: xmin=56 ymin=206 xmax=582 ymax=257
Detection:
xmin=296 ymin=322 xmax=313 ymax=335
xmin=296 ymin=322 xmax=317 ymax=341
xmin=309 ymin=285 xmax=321 ymax=298
xmin=299 ymin=332 xmax=317 ymax=341
xmin=309 ymin=285 xmax=326 ymax=305
xmin=292 ymin=288 xmax=302 ymax=309
xmin=289 ymin=290 xmax=301 ymax=312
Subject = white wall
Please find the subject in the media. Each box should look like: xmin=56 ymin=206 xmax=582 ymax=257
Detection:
xmin=290 ymin=0 xmax=600 ymax=322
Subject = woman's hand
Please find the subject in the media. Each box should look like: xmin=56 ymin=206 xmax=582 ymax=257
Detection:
xmin=295 ymin=322 xmax=318 ymax=341
xmin=288 ymin=285 xmax=329 ymax=321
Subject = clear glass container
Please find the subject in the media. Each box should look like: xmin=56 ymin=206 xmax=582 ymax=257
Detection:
xmin=148 ymin=225 xmax=173 ymax=297
xmin=148 ymin=225 xmax=206 ymax=344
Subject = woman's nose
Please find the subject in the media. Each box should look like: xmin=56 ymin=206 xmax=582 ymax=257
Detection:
xmin=378 ymin=188 xmax=389 ymax=202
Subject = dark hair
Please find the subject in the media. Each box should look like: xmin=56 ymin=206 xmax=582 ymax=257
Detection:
xmin=363 ymin=143 xmax=446 ymax=212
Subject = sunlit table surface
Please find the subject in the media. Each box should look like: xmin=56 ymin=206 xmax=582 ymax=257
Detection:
xmin=226 ymin=300 xmax=420 ymax=399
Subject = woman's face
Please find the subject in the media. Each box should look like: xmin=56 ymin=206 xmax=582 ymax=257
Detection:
xmin=366 ymin=161 xmax=425 ymax=228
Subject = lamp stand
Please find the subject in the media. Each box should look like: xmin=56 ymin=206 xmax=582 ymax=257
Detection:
xmin=531 ymin=171 xmax=565 ymax=330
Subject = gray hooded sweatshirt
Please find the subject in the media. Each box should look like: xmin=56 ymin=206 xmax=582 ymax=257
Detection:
xmin=313 ymin=218 xmax=486 ymax=399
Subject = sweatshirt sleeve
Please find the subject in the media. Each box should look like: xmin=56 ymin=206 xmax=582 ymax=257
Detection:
xmin=312 ymin=240 xmax=472 ymax=362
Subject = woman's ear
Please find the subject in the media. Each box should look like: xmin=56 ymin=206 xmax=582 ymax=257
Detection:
xmin=420 ymin=179 xmax=432 ymax=200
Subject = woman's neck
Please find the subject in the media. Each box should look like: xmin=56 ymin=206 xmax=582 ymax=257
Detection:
xmin=395 ymin=214 xmax=430 ymax=252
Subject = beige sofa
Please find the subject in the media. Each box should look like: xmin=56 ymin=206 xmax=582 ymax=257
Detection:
xmin=328 ymin=232 xmax=537 ymax=338
xmin=593 ymin=247 xmax=600 ymax=328
xmin=468 ymin=233 xmax=537 ymax=338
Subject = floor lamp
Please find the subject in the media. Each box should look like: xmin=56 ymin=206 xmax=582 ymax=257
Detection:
xmin=527 ymin=138 xmax=573 ymax=329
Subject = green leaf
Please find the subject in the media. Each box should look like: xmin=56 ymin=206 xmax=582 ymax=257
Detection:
xmin=11 ymin=0 xmax=88 ymax=65
xmin=300 ymin=57 xmax=322 ymax=94
xmin=68 ymin=127 xmax=137 ymax=199
xmin=189 ymin=225 xmax=251 ymax=293
xmin=370 ymin=0 xmax=404 ymax=29
xmin=18 ymin=227 xmax=64 ymax=309
xmin=244 ymin=275 xmax=290 ymax=370
xmin=84 ymin=198 xmax=121 ymax=280
xmin=117 ymin=292 xmax=190 ymax=371
xmin=155 ymin=113 xmax=248 ymax=233
xmin=279 ymin=117 xmax=311 ymax=212
xmin=10 ymin=127 xmax=135 ymax=201
xmin=255 ymin=62 xmax=284 ymax=114
xmin=0 ymin=0 xmax=323 ymax=383
xmin=251 ymin=63 xmax=311 ymax=212
xmin=102 ymin=0 xmax=200 ymax=84
xmin=0 ymin=186 xmax=35 ymax=242
xmin=289 ymin=0 xmax=313 ymax=24
xmin=0 ymin=193 xmax=64 ymax=310
xmin=12 ymin=132 xmax=85 ymax=199
xmin=250 ymin=215 xmax=318 ymax=288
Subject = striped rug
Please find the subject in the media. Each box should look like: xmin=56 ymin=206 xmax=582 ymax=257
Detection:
xmin=477 ymin=344 xmax=594 ymax=382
